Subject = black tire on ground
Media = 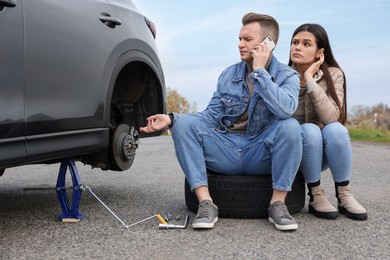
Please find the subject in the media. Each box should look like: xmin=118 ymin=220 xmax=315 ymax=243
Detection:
xmin=185 ymin=171 xmax=306 ymax=219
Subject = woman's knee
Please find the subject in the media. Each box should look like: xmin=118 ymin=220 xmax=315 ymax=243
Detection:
xmin=322 ymin=122 xmax=348 ymax=137
xmin=301 ymin=123 xmax=322 ymax=146
xmin=322 ymin=122 xmax=350 ymax=146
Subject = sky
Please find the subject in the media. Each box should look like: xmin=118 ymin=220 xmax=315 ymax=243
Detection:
xmin=134 ymin=0 xmax=390 ymax=112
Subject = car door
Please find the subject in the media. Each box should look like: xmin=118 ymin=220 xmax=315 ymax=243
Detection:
xmin=23 ymin=0 xmax=123 ymax=136
xmin=0 ymin=0 xmax=27 ymax=166
xmin=23 ymin=0 xmax=133 ymax=161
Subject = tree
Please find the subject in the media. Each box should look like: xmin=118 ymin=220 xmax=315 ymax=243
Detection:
xmin=166 ymin=87 xmax=197 ymax=113
xmin=348 ymin=103 xmax=390 ymax=130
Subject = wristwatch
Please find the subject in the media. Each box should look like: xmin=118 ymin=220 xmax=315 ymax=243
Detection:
xmin=168 ymin=113 xmax=174 ymax=128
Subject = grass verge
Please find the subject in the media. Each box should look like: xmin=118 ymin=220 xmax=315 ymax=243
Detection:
xmin=347 ymin=126 xmax=390 ymax=143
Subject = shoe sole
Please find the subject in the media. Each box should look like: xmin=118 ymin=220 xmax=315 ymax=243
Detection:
xmin=192 ymin=217 xmax=218 ymax=229
xmin=338 ymin=206 xmax=367 ymax=221
xmin=268 ymin=217 xmax=298 ymax=231
xmin=309 ymin=205 xmax=339 ymax=219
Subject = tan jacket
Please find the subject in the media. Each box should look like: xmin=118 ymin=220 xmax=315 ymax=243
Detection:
xmin=294 ymin=67 xmax=344 ymax=127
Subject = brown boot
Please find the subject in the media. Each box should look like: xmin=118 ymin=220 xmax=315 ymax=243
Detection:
xmin=308 ymin=183 xmax=339 ymax=219
xmin=336 ymin=182 xmax=367 ymax=220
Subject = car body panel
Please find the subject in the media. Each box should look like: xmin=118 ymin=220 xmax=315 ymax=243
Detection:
xmin=0 ymin=1 xmax=27 ymax=165
xmin=24 ymin=0 xmax=128 ymax=134
xmin=0 ymin=0 xmax=165 ymax=170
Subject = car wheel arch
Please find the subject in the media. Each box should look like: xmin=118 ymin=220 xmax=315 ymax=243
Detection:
xmin=104 ymin=50 xmax=165 ymax=129
xmin=83 ymin=49 xmax=165 ymax=171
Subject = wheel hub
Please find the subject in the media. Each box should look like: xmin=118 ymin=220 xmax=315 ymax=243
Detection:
xmin=122 ymin=133 xmax=137 ymax=160
xmin=120 ymin=127 xmax=139 ymax=160
xmin=110 ymin=124 xmax=140 ymax=171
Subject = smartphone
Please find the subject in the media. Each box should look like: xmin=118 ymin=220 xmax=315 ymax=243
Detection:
xmin=262 ymin=36 xmax=275 ymax=51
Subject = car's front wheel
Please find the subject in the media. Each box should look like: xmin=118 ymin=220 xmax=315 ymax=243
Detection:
xmin=109 ymin=124 xmax=139 ymax=171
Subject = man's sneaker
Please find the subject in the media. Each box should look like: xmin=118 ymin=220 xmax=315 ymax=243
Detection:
xmin=268 ymin=201 xmax=298 ymax=231
xmin=192 ymin=200 xmax=218 ymax=229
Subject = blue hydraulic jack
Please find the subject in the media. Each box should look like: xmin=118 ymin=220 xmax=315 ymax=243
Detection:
xmin=54 ymin=158 xmax=165 ymax=228
xmin=56 ymin=159 xmax=84 ymax=222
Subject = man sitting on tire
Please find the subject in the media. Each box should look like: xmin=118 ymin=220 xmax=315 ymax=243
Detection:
xmin=140 ymin=12 xmax=302 ymax=231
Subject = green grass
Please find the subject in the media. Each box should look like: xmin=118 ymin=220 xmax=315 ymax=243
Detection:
xmin=347 ymin=126 xmax=390 ymax=143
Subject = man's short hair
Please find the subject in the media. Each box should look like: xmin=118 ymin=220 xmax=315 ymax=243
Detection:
xmin=242 ymin=12 xmax=279 ymax=44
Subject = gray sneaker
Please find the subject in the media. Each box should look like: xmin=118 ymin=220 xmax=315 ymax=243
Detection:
xmin=268 ymin=201 xmax=298 ymax=231
xmin=192 ymin=200 xmax=218 ymax=229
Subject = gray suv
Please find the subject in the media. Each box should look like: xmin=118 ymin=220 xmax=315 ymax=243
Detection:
xmin=0 ymin=0 xmax=166 ymax=174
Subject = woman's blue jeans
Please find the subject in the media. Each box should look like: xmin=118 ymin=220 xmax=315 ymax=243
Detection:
xmin=171 ymin=115 xmax=302 ymax=192
xmin=300 ymin=122 xmax=352 ymax=183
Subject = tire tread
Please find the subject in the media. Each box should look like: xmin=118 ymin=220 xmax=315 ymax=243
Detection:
xmin=185 ymin=172 xmax=305 ymax=219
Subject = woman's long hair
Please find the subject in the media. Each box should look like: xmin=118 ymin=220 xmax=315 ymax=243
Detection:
xmin=288 ymin=23 xmax=347 ymax=124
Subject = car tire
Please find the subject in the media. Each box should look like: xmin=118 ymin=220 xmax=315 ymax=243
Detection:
xmin=109 ymin=124 xmax=139 ymax=171
xmin=185 ymin=171 xmax=306 ymax=219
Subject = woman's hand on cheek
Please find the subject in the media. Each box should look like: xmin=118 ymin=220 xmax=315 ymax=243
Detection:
xmin=304 ymin=52 xmax=324 ymax=82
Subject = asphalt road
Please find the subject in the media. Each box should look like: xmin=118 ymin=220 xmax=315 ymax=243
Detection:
xmin=1 ymin=136 xmax=389 ymax=259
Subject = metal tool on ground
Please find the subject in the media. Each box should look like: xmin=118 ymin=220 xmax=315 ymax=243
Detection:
xmin=82 ymin=184 xmax=166 ymax=228
xmin=159 ymin=214 xmax=189 ymax=229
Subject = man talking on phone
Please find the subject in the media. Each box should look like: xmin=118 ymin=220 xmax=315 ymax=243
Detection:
xmin=140 ymin=13 xmax=301 ymax=231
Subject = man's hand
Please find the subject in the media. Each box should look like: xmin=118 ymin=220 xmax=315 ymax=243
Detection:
xmin=251 ymin=42 xmax=272 ymax=71
xmin=139 ymin=114 xmax=171 ymax=134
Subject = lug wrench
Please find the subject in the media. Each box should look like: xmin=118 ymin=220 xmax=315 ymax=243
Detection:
xmin=159 ymin=214 xmax=189 ymax=229
xmin=82 ymin=185 xmax=166 ymax=228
